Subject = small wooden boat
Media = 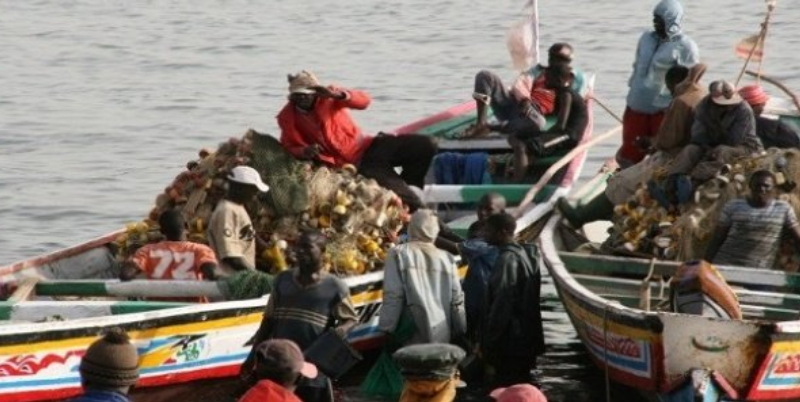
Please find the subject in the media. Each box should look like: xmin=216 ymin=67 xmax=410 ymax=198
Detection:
xmin=0 ymin=74 xmax=598 ymax=402
xmin=540 ymin=101 xmax=800 ymax=401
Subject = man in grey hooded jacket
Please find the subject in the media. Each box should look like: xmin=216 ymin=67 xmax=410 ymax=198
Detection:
xmin=617 ymin=0 xmax=699 ymax=167
xmin=379 ymin=209 xmax=466 ymax=345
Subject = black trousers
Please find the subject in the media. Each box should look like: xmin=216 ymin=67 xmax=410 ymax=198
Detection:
xmin=359 ymin=133 xmax=437 ymax=212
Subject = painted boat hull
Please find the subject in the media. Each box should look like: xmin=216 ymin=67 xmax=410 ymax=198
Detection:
xmin=541 ymin=208 xmax=800 ymax=401
xmin=0 ymin=76 xmax=597 ymax=401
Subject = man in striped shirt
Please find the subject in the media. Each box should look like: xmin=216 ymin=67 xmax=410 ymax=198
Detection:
xmin=244 ymin=229 xmax=357 ymax=402
xmin=704 ymin=170 xmax=800 ymax=269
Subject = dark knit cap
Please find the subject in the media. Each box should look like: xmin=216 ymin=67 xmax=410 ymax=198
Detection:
xmin=80 ymin=328 xmax=140 ymax=387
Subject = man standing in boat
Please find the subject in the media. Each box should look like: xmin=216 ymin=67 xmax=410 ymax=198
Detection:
xmin=704 ymin=170 xmax=800 ymax=270
xmin=617 ymin=0 xmax=699 ymax=168
xmin=481 ymin=213 xmax=544 ymax=387
xmin=243 ymin=229 xmax=358 ymax=402
xmin=207 ymin=165 xmax=270 ymax=277
xmin=277 ymin=70 xmax=436 ymax=212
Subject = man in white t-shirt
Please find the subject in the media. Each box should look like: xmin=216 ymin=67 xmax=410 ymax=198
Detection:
xmin=208 ymin=165 xmax=270 ymax=277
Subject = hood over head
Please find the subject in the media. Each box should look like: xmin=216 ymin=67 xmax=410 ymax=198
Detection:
xmin=653 ymin=0 xmax=684 ymax=38
xmin=674 ymin=62 xmax=707 ymax=96
xmin=408 ymin=209 xmax=440 ymax=242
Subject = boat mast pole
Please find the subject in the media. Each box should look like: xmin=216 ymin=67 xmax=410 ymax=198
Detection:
xmin=734 ymin=0 xmax=776 ymax=87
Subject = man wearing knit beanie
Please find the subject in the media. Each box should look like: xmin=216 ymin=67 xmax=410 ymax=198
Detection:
xmin=68 ymin=328 xmax=139 ymax=402
xmin=739 ymin=84 xmax=800 ymax=149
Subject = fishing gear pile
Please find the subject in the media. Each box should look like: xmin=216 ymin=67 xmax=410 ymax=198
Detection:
xmin=114 ymin=129 xmax=408 ymax=276
xmin=605 ymin=148 xmax=800 ymax=271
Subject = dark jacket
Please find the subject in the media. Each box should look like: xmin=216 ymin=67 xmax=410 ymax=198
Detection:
xmin=482 ymin=243 xmax=544 ymax=360
xmin=757 ymin=116 xmax=800 ymax=149
xmin=690 ymin=97 xmax=763 ymax=153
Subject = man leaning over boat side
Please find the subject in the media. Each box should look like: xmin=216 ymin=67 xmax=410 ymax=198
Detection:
xmin=481 ymin=213 xmax=544 ymax=388
xmin=277 ymin=70 xmax=437 ymax=213
xmin=704 ymin=170 xmax=800 ymax=270
xmin=119 ymin=209 xmax=218 ymax=301
xmin=558 ymin=63 xmax=707 ymax=227
xmin=617 ymin=0 xmax=699 ymax=168
xmin=739 ymin=84 xmax=800 ymax=149
xmin=67 ymin=328 xmax=139 ymax=402
xmin=207 ymin=166 xmax=270 ymax=277
xmin=242 ymin=229 xmax=358 ymax=402
xmin=379 ymin=209 xmax=466 ymax=346
xmin=460 ymin=42 xmax=585 ymax=140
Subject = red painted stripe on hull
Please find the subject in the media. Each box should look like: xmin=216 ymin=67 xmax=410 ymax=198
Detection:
xmin=391 ymin=101 xmax=475 ymax=135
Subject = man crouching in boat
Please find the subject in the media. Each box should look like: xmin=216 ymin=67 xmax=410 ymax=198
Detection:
xmin=278 ymin=70 xmax=436 ymax=213
xmin=120 ymin=210 xmax=217 ymax=301
xmin=704 ymin=170 xmax=800 ymax=270
xmin=558 ymin=63 xmax=707 ymax=227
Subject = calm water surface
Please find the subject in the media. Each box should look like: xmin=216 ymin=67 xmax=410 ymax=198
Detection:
xmin=2 ymin=1 xmax=799 ymax=401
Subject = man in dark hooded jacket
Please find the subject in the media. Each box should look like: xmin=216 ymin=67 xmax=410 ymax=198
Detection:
xmin=481 ymin=213 xmax=544 ymax=387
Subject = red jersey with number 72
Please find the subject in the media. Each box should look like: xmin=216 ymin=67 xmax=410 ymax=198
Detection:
xmin=131 ymin=241 xmax=218 ymax=280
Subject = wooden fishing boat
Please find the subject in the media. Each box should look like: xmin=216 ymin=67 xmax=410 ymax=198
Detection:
xmin=540 ymin=102 xmax=800 ymax=401
xmin=0 ymin=74 xmax=598 ymax=402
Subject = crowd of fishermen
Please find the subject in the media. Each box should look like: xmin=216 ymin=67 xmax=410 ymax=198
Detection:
xmin=554 ymin=0 xmax=800 ymax=271
xmin=72 ymin=0 xmax=800 ymax=401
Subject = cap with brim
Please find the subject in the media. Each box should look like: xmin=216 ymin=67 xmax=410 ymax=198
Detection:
xmin=291 ymin=87 xmax=317 ymax=95
xmin=228 ymin=165 xmax=269 ymax=192
xmin=256 ymin=339 xmax=318 ymax=379
xmin=710 ymin=80 xmax=742 ymax=106
xmin=490 ymin=384 xmax=548 ymax=402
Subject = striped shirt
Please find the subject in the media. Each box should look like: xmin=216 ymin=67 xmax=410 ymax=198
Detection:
xmin=714 ymin=199 xmax=798 ymax=269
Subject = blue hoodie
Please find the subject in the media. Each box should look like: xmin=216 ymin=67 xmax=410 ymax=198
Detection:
xmin=626 ymin=0 xmax=699 ymax=114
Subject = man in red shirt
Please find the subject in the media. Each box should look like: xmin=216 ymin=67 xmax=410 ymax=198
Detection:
xmin=121 ymin=210 xmax=217 ymax=283
xmin=238 ymin=339 xmax=317 ymax=402
xmin=278 ymin=70 xmax=436 ymax=212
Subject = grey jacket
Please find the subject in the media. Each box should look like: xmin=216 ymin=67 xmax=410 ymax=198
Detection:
xmin=690 ymin=97 xmax=763 ymax=153
xmin=379 ymin=242 xmax=466 ymax=345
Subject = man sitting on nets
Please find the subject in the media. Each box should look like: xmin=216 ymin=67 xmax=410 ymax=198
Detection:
xmin=278 ymin=70 xmax=436 ymax=213
xmin=704 ymin=170 xmax=800 ymax=270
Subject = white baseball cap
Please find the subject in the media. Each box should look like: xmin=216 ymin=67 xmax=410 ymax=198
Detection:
xmin=228 ymin=166 xmax=269 ymax=192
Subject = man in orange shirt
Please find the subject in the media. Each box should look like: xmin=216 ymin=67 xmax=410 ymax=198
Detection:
xmin=278 ymin=70 xmax=436 ymax=212
xmin=121 ymin=210 xmax=217 ymax=282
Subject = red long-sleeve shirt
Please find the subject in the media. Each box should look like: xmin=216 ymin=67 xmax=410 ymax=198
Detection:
xmin=277 ymin=87 xmax=373 ymax=166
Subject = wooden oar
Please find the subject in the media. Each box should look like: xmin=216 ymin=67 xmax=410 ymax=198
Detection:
xmin=745 ymin=69 xmax=800 ymax=113
xmin=514 ymin=125 xmax=622 ymax=218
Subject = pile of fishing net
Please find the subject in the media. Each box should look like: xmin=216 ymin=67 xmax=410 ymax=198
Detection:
xmin=114 ymin=129 xmax=408 ymax=277
xmin=605 ymin=148 xmax=800 ymax=271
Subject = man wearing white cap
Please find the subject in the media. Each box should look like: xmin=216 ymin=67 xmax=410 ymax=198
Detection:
xmin=668 ymin=80 xmax=763 ymax=180
xmin=207 ymin=165 xmax=270 ymax=277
